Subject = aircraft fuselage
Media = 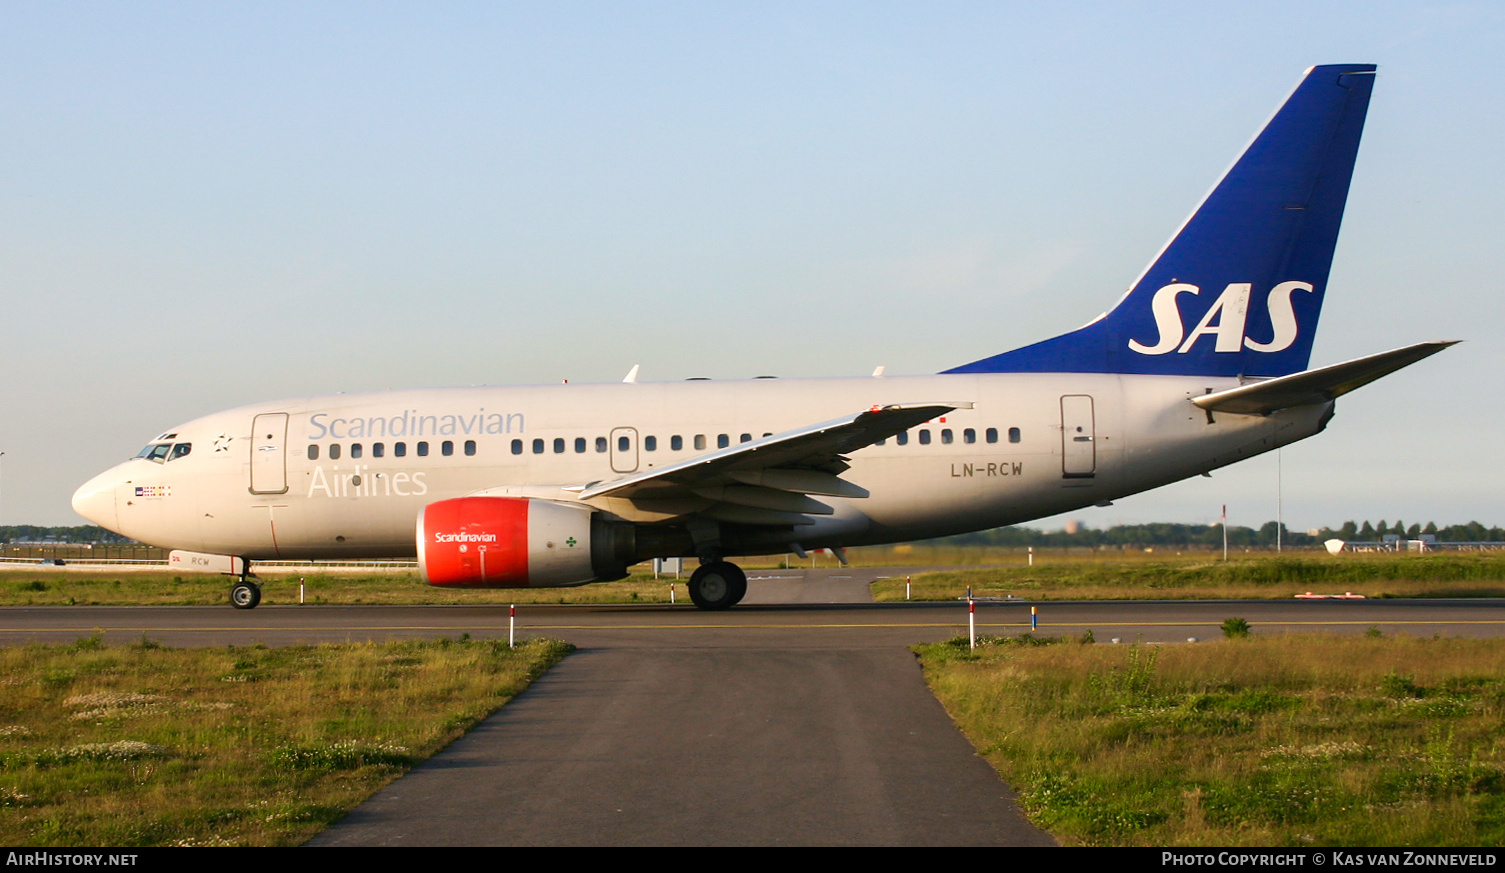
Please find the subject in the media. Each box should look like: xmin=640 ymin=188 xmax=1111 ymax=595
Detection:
xmin=73 ymin=372 xmax=1328 ymax=563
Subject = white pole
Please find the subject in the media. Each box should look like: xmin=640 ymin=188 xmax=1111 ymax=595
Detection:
xmin=1028 ymin=546 xmax=1033 ymax=567
xmin=670 ymin=584 xmax=675 ymax=604
xmin=968 ymin=597 xmax=975 ymax=650
xmin=905 ymin=575 xmax=911 ymax=600
xmin=1277 ymin=447 xmax=1284 ymax=553
xmin=509 ymin=604 xmax=515 ymax=648
xmin=299 ymin=577 xmax=305 ymax=605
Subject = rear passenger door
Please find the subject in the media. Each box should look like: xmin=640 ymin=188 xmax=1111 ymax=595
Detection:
xmin=1060 ymin=395 xmax=1095 ymax=479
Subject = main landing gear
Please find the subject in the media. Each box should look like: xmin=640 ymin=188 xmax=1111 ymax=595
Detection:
xmin=687 ymin=561 xmax=747 ymax=611
xmin=229 ymin=565 xmax=261 ymax=610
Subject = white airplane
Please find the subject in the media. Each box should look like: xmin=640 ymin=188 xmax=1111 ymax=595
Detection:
xmin=72 ymin=64 xmax=1453 ymax=611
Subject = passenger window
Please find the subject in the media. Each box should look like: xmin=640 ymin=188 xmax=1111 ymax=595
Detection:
xmin=717 ymin=434 xmax=729 ymax=449
xmin=694 ymin=435 xmax=706 ymax=451
xmin=329 ymin=444 xmax=342 ymax=460
xmin=169 ymin=443 xmax=191 ymax=460
xmin=395 ymin=442 xmax=407 ymax=457
xmin=351 ymin=443 xmax=363 ymax=459
xmin=1009 ymin=427 xmax=1021 ymax=443
xmin=896 ymin=432 xmax=909 ymax=446
xmin=417 ymin=442 xmax=429 ymax=457
xmin=553 ymin=438 xmax=565 ymax=454
xmin=919 ymin=430 xmax=932 ymax=445
xmin=740 ymin=433 xmax=751 ymax=443
xmin=964 ymin=428 xmax=976 ymax=444
xmin=986 ymin=428 xmax=998 ymax=444
xmin=596 ymin=437 xmax=608 ymax=453
xmin=645 ymin=436 xmax=657 ymax=451
xmin=532 ymin=439 xmax=544 ymax=454
xmin=307 ymin=445 xmax=319 ymax=461
xmin=941 ymin=429 xmax=953 ymax=445
xmin=671 ymin=435 xmax=683 ymax=451
xmin=511 ymin=439 xmax=523 ymax=455
xmin=373 ymin=443 xmax=385 ymax=458
xmin=618 ymin=435 xmax=630 ymax=452
xmin=876 ymin=438 xmax=886 ymax=446
xmin=575 ymin=437 xmax=586 ymax=453
xmin=464 ymin=440 xmax=476 ymax=456
xmin=442 ymin=441 xmax=454 ymax=456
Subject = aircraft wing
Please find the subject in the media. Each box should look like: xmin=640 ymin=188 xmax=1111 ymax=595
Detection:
xmin=573 ymin=403 xmax=968 ymax=519
xmin=1193 ymin=341 xmax=1458 ymax=416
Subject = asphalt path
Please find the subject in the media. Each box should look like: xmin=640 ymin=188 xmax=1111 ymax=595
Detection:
xmin=5 ymin=569 xmax=1505 ymax=846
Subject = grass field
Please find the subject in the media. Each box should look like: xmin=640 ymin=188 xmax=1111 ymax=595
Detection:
xmin=0 ymin=636 xmax=571 ymax=846
xmin=0 ymin=569 xmax=689 ymax=606
xmin=873 ymin=553 xmax=1505 ymax=602
xmin=916 ymin=633 xmax=1505 ymax=846
xmin=22 ymin=553 xmax=1484 ymax=609
xmin=6 ymin=551 xmax=1505 ymax=606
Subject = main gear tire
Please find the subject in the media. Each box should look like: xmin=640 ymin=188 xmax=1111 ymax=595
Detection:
xmin=688 ymin=561 xmax=746 ymax=611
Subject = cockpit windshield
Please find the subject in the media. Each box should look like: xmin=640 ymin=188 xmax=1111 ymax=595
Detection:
xmin=136 ymin=443 xmax=191 ymax=463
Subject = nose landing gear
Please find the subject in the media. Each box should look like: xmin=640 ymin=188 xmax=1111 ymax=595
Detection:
xmin=229 ymin=563 xmax=261 ymax=610
xmin=687 ymin=561 xmax=747 ymax=610
xmin=229 ymin=580 xmax=261 ymax=609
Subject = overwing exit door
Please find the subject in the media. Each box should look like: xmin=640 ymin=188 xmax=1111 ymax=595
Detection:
xmin=610 ymin=427 xmax=638 ymax=473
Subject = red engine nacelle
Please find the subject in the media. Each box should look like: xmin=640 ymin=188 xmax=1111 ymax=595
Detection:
xmin=417 ymin=496 xmax=634 ymax=588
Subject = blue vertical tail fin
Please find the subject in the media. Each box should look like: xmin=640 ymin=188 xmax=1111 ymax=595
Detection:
xmin=945 ymin=64 xmax=1376 ymax=378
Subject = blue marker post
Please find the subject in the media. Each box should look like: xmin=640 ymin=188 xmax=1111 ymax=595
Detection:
xmin=1031 ymin=605 xmax=1038 ymax=631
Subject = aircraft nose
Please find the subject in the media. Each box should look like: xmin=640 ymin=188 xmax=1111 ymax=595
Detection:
xmin=72 ymin=470 xmax=120 ymax=531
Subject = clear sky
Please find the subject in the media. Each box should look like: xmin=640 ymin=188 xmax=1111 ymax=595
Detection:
xmin=2 ymin=1 xmax=1499 ymax=532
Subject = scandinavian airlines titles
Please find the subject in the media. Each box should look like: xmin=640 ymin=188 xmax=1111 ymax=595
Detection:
xmin=307 ymin=409 xmax=524 ymax=440
xmin=307 ymin=465 xmax=427 ymax=499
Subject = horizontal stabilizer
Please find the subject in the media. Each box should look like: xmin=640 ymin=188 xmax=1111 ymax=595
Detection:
xmin=1192 ymin=341 xmax=1457 ymax=415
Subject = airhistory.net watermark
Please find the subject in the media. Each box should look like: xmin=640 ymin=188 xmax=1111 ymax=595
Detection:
xmin=5 ymin=854 xmax=137 ymax=866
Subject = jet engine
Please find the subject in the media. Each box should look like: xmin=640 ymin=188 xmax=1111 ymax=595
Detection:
xmin=417 ymin=496 xmax=634 ymax=588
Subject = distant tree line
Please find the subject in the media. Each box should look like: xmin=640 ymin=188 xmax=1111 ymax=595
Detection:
xmin=0 ymin=525 xmax=138 ymax=544
xmin=4 ymin=520 xmax=1503 ymax=550
xmin=929 ymin=520 xmax=1505 ymax=549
